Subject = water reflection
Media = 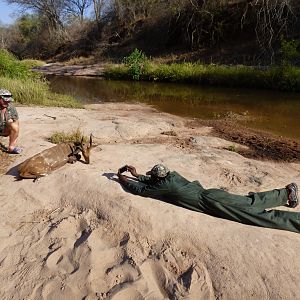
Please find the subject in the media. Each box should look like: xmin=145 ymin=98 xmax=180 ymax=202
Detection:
xmin=48 ymin=76 xmax=300 ymax=140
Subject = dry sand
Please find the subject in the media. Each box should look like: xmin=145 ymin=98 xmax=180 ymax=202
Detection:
xmin=1 ymin=103 xmax=300 ymax=300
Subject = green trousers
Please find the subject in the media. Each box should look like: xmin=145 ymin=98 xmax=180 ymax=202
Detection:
xmin=200 ymin=188 xmax=300 ymax=233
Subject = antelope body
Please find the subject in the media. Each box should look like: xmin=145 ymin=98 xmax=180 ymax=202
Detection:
xmin=18 ymin=135 xmax=95 ymax=180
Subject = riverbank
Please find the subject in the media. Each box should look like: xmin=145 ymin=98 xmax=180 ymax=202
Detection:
xmin=0 ymin=76 xmax=82 ymax=108
xmin=1 ymin=103 xmax=300 ymax=299
xmin=34 ymin=61 xmax=300 ymax=92
xmin=106 ymin=62 xmax=300 ymax=92
xmin=201 ymin=118 xmax=300 ymax=162
xmin=0 ymin=50 xmax=81 ymax=108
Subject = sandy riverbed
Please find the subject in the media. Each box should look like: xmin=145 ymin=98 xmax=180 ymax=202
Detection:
xmin=0 ymin=103 xmax=300 ymax=300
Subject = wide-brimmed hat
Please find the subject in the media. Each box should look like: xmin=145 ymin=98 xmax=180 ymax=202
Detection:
xmin=146 ymin=164 xmax=170 ymax=178
xmin=0 ymin=89 xmax=14 ymax=102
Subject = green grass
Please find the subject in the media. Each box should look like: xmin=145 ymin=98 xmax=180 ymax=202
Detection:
xmin=0 ymin=76 xmax=82 ymax=108
xmin=0 ymin=49 xmax=38 ymax=80
xmin=20 ymin=59 xmax=45 ymax=69
xmin=227 ymin=145 xmax=238 ymax=152
xmin=49 ymin=128 xmax=88 ymax=144
xmin=0 ymin=49 xmax=81 ymax=108
xmin=104 ymin=62 xmax=300 ymax=92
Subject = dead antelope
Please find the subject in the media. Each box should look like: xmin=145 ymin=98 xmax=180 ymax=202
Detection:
xmin=18 ymin=134 xmax=96 ymax=180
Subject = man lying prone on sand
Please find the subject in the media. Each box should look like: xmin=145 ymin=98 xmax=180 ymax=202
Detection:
xmin=117 ymin=164 xmax=300 ymax=233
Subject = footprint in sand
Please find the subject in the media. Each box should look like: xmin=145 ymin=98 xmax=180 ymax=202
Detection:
xmin=45 ymin=217 xmax=84 ymax=274
xmin=221 ymin=168 xmax=242 ymax=186
xmin=137 ymin=259 xmax=183 ymax=299
xmin=87 ymin=229 xmax=141 ymax=294
xmin=179 ymin=263 xmax=215 ymax=300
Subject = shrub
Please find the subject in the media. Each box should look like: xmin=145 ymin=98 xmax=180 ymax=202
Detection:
xmin=281 ymin=39 xmax=300 ymax=66
xmin=0 ymin=49 xmax=38 ymax=80
xmin=123 ymin=49 xmax=149 ymax=80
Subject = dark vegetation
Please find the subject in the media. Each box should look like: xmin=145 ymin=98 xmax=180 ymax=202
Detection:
xmin=0 ymin=0 xmax=299 ymax=65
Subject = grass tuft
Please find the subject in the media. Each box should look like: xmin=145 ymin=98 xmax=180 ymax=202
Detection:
xmin=64 ymin=55 xmax=95 ymax=65
xmin=49 ymin=128 xmax=88 ymax=144
xmin=20 ymin=59 xmax=45 ymax=69
xmin=227 ymin=145 xmax=238 ymax=152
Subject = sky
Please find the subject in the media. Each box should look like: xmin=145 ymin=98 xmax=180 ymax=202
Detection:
xmin=0 ymin=1 xmax=95 ymax=25
xmin=0 ymin=1 xmax=21 ymax=25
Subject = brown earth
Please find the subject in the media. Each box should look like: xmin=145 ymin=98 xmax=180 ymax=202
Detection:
xmin=201 ymin=119 xmax=300 ymax=162
xmin=1 ymin=108 xmax=300 ymax=176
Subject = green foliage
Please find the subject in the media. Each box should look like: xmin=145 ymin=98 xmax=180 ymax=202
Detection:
xmin=49 ymin=129 xmax=88 ymax=144
xmin=0 ymin=49 xmax=38 ymax=80
xmin=276 ymin=66 xmax=300 ymax=92
xmin=280 ymin=39 xmax=300 ymax=66
xmin=0 ymin=49 xmax=81 ymax=107
xmin=0 ymin=76 xmax=82 ymax=108
xmin=17 ymin=14 xmax=42 ymax=43
xmin=123 ymin=49 xmax=149 ymax=80
xmin=227 ymin=145 xmax=237 ymax=152
xmin=20 ymin=59 xmax=45 ymax=69
xmin=105 ymin=62 xmax=300 ymax=92
xmin=104 ymin=65 xmax=130 ymax=80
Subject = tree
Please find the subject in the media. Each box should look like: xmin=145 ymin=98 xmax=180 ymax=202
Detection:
xmin=6 ymin=0 xmax=65 ymax=30
xmin=92 ymin=0 xmax=105 ymax=23
xmin=241 ymin=0 xmax=296 ymax=60
xmin=65 ymin=0 xmax=92 ymax=21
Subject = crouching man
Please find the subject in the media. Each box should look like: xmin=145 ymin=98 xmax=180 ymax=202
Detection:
xmin=0 ymin=89 xmax=22 ymax=154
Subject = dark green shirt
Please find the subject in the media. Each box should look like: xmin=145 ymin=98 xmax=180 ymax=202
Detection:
xmin=122 ymin=171 xmax=300 ymax=233
xmin=0 ymin=103 xmax=18 ymax=134
xmin=122 ymin=171 xmax=205 ymax=212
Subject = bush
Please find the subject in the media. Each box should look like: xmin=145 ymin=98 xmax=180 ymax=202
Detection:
xmin=123 ymin=49 xmax=149 ymax=80
xmin=0 ymin=49 xmax=38 ymax=80
xmin=281 ymin=39 xmax=300 ymax=66
xmin=278 ymin=66 xmax=300 ymax=91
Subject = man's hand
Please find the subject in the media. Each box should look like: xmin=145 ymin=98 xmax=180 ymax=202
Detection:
xmin=117 ymin=169 xmax=128 ymax=183
xmin=127 ymin=165 xmax=138 ymax=177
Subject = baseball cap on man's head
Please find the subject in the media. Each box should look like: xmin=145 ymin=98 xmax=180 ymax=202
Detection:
xmin=0 ymin=89 xmax=14 ymax=102
xmin=146 ymin=164 xmax=170 ymax=178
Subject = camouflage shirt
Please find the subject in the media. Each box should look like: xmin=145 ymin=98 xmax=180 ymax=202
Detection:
xmin=0 ymin=103 xmax=19 ymax=135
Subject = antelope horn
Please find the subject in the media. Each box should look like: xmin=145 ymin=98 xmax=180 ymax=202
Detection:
xmin=69 ymin=144 xmax=74 ymax=154
xmin=89 ymin=134 xmax=93 ymax=147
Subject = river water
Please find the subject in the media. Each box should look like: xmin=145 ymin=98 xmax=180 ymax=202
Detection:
xmin=48 ymin=76 xmax=300 ymax=140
